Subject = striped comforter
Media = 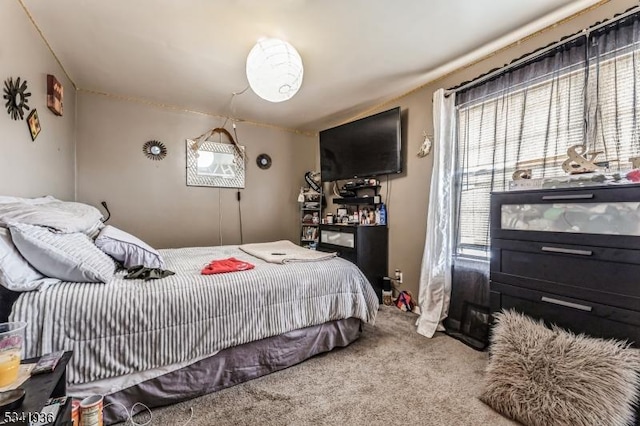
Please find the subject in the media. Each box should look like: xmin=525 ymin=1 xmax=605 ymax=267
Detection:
xmin=10 ymin=245 xmax=379 ymax=384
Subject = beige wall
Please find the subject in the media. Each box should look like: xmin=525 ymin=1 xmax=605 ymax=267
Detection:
xmin=75 ymin=92 xmax=316 ymax=249
xmin=0 ymin=0 xmax=76 ymax=200
xmin=4 ymin=0 xmax=637 ymax=291
xmin=323 ymin=0 xmax=639 ymax=300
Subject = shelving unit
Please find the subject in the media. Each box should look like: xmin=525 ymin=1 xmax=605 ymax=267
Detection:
xmin=332 ymin=182 xmax=384 ymax=225
xmin=299 ymin=188 xmax=322 ymax=249
xmin=318 ymin=181 xmax=388 ymax=303
xmin=333 ymin=184 xmax=382 ymax=205
xmin=333 ymin=195 xmax=382 ymax=205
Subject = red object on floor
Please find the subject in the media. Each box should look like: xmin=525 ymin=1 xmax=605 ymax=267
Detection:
xmin=201 ymin=257 xmax=255 ymax=275
xmin=395 ymin=291 xmax=414 ymax=312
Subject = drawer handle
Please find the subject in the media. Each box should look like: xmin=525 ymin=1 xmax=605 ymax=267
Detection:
xmin=541 ymin=296 xmax=593 ymax=312
xmin=541 ymin=194 xmax=594 ymax=200
xmin=541 ymin=246 xmax=593 ymax=256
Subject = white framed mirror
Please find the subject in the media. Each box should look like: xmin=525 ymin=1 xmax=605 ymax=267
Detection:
xmin=186 ymin=139 xmax=245 ymax=188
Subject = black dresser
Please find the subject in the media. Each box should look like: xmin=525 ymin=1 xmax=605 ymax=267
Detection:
xmin=317 ymin=224 xmax=387 ymax=303
xmin=490 ymin=184 xmax=640 ymax=345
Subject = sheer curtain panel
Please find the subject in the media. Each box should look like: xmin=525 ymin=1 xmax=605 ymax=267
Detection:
xmin=416 ymin=89 xmax=456 ymax=338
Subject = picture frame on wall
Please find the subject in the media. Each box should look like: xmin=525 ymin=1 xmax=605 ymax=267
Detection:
xmin=185 ymin=139 xmax=245 ymax=188
xmin=27 ymin=109 xmax=41 ymax=141
xmin=47 ymin=74 xmax=63 ymax=116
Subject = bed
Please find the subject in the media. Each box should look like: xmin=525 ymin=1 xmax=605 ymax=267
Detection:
xmin=0 ymin=198 xmax=379 ymax=424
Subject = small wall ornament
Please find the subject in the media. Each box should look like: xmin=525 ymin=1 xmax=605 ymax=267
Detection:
xmin=47 ymin=74 xmax=63 ymax=116
xmin=417 ymin=131 xmax=433 ymax=158
xmin=26 ymin=109 xmax=41 ymax=141
xmin=256 ymin=153 xmax=272 ymax=169
xmin=142 ymin=140 xmax=167 ymax=160
xmin=3 ymin=77 xmax=31 ymax=120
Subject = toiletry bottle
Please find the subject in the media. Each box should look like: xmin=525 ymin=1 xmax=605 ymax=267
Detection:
xmin=379 ymin=203 xmax=387 ymax=226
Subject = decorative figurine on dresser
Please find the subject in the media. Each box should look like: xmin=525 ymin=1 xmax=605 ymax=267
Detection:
xmin=489 ymin=183 xmax=640 ymax=346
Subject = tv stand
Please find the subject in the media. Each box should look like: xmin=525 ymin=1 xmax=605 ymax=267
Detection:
xmin=317 ymin=224 xmax=387 ymax=303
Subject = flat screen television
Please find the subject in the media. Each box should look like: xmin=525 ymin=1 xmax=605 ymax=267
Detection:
xmin=319 ymin=107 xmax=401 ymax=182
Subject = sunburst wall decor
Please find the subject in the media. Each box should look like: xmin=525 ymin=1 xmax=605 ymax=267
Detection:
xmin=142 ymin=140 xmax=167 ymax=160
xmin=3 ymin=77 xmax=31 ymax=120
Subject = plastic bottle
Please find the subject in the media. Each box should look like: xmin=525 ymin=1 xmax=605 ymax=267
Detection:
xmin=379 ymin=203 xmax=387 ymax=226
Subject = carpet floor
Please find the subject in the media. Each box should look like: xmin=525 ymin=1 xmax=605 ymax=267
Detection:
xmin=126 ymin=306 xmax=516 ymax=425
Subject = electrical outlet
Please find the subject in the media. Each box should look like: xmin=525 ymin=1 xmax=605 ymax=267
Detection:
xmin=394 ymin=269 xmax=403 ymax=284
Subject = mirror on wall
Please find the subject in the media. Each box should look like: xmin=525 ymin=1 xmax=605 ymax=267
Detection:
xmin=186 ymin=139 xmax=245 ymax=188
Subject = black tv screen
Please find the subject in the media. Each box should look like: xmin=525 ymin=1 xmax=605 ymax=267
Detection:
xmin=320 ymin=107 xmax=401 ymax=182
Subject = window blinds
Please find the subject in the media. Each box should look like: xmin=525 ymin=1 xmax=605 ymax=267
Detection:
xmin=455 ymin=11 xmax=640 ymax=256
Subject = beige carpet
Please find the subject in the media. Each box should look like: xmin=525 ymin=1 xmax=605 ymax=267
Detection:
xmin=127 ymin=306 xmax=516 ymax=425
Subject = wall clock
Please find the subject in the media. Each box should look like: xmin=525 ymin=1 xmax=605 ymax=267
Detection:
xmin=256 ymin=153 xmax=272 ymax=169
xmin=3 ymin=77 xmax=31 ymax=120
xmin=142 ymin=140 xmax=167 ymax=160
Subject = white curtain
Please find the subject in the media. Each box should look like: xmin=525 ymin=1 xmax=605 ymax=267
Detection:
xmin=416 ymin=88 xmax=456 ymax=338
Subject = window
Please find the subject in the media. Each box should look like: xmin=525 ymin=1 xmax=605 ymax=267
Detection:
xmin=454 ymin=14 xmax=640 ymax=257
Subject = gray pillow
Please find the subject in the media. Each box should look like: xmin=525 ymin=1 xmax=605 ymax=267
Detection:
xmin=481 ymin=310 xmax=640 ymax=426
xmin=0 ymin=199 xmax=104 ymax=235
xmin=10 ymin=223 xmax=115 ymax=283
xmin=95 ymin=225 xmax=164 ymax=269
xmin=0 ymin=228 xmax=59 ymax=291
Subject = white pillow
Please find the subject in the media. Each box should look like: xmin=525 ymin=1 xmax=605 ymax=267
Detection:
xmin=0 ymin=195 xmax=56 ymax=205
xmin=10 ymin=223 xmax=115 ymax=283
xmin=0 ymin=228 xmax=59 ymax=291
xmin=95 ymin=225 xmax=165 ymax=269
xmin=0 ymin=201 xmax=104 ymax=235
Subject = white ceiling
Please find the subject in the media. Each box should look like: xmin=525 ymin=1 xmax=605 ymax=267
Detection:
xmin=24 ymin=0 xmax=591 ymax=132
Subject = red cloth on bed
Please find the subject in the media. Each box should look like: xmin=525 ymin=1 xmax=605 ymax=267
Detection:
xmin=201 ymin=257 xmax=255 ymax=275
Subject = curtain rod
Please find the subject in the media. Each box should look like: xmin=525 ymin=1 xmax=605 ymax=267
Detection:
xmin=445 ymin=6 xmax=639 ymax=96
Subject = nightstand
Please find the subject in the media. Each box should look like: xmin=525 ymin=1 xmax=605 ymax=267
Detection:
xmin=1 ymin=351 xmax=73 ymax=425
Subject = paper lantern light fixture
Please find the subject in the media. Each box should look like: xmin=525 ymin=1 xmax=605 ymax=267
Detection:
xmin=246 ymin=38 xmax=303 ymax=103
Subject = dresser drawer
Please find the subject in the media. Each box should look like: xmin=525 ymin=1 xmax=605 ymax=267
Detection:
xmin=320 ymin=230 xmax=355 ymax=248
xmin=491 ymin=185 xmax=640 ymax=249
xmin=491 ymin=238 xmax=640 ymax=311
xmin=491 ymin=282 xmax=640 ymax=345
